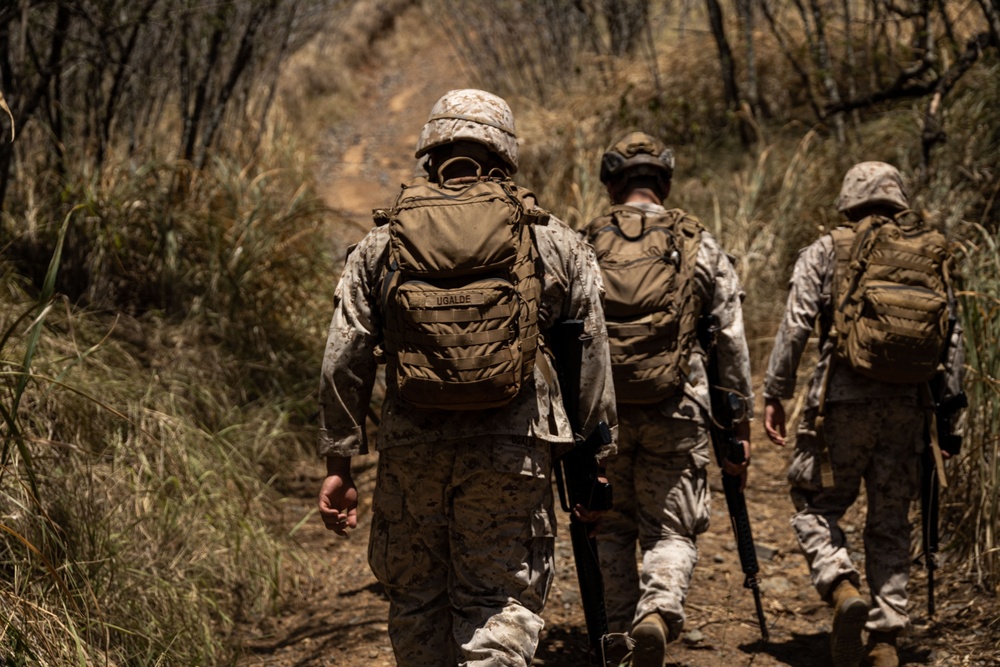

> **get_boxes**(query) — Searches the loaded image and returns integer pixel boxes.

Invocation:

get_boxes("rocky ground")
[235,5,1000,666]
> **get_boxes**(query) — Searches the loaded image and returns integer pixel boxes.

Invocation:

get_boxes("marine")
[582,131,755,667]
[763,161,966,667]
[315,89,618,666]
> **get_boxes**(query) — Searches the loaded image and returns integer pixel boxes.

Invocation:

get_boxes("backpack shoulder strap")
[672,210,704,324]
[668,208,703,238]
[829,224,856,302]
[512,184,550,226]
[832,216,889,312]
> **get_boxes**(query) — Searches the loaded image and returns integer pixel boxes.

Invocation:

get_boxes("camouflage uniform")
[596,201,754,634]
[764,162,964,635]
[318,90,617,667]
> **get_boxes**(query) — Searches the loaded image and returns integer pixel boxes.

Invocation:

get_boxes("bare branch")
[920,31,992,178]
[826,31,988,116]
[806,0,845,140]
[976,0,1000,45]
[760,0,822,118]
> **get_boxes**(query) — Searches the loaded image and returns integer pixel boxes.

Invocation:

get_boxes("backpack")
[583,205,703,403]
[377,174,546,410]
[830,211,952,384]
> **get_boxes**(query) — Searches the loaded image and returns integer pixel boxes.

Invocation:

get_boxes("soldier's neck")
[622,189,662,206]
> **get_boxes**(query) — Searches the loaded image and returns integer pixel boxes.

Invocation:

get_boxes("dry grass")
[0,2,424,658]
[1,1,998,663]
[950,222,1000,596]
[0,91,333,665]
[1,299,296,663]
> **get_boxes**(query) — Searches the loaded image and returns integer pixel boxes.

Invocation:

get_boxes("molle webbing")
[829,213,951,385]
[584,206,702,403]
[380,176,543,410]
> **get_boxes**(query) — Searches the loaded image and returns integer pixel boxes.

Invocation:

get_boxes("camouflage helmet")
[415,89,518,174]
[835,161,909,214]
[600,131,675,185]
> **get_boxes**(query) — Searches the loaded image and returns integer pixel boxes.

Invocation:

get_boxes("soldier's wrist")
[326,455,352,477]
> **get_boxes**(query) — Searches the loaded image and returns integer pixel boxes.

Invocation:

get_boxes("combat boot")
[630,613,670,667]
[829,579,869,666]
[864,631,899,667]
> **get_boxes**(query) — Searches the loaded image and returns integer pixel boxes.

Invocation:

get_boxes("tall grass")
[950,224,1000,597]
[0,114,333,663]
[911,61,1000,598]
[0,1,412,659]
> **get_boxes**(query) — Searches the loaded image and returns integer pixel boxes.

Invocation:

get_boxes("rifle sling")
[922,383,949,488]
[815,352,836,489]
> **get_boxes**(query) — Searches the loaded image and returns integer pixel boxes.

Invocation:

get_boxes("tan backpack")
[583,205,703,403]
[378,174,546,410]
[830,211,952,384]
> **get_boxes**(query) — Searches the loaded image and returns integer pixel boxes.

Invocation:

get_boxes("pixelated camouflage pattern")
[318,214,617,460]
[835,161,909,214]
[593,202,752,636]
[368,437,554,666]
[765,205,966,636]
[415,89,519,173]
[318,179,616,664]
[788,401,923,633]
[763,234,964,409]
[598,410,710,633]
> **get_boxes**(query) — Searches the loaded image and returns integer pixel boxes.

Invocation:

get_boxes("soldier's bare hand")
[573,503,606,522]
[319,473,359,537]
[573,504,605,537]
[723,439,751,491]
[764,398,787,446]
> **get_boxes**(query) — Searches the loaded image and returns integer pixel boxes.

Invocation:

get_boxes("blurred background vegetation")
[0,0,998,663]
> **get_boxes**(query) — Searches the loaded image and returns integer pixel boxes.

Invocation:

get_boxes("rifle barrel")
[698,314,769,643]
[550,319,613,666]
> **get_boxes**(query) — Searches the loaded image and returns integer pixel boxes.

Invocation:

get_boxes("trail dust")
[236,5,998,666]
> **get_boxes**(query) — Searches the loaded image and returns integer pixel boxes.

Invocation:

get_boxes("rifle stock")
[697,315,769,643]
[549,319,613,666]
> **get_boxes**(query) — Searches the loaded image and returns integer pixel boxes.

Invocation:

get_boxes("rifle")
[921,381,967,617]
[697,315,769,643]
[549,319,614,666]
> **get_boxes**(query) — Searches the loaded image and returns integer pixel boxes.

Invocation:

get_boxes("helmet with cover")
[599,131,675,187]
[835,161,909,215]
[415,89,518,174]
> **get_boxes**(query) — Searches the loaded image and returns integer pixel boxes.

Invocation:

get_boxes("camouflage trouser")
[368,437,555,667]
[788,399,923,633]
[597,406,711,634]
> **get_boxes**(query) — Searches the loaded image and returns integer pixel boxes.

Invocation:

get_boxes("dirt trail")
[237,5,996,667]
[313,8,471,246]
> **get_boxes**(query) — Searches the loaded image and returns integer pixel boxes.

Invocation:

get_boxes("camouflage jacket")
[318,212,618,459]
[763,232,965,408]
[613,202,755,422]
